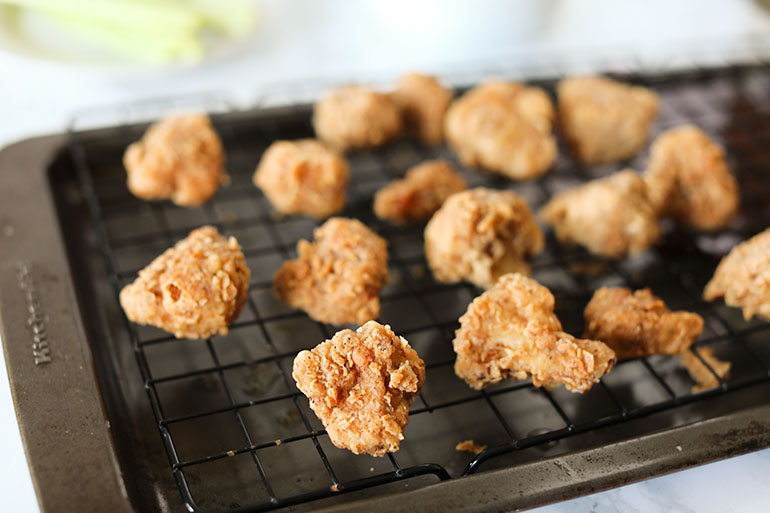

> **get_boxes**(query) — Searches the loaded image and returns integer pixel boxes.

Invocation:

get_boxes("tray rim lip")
[3,63,770,512]
[0,133,137,513]
[306,400,770,513]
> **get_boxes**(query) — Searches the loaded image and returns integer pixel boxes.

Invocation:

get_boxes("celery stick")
[0,0,206,35]
[187,0,257,37]
[33,3,201,43]
[36,6,204,63]
[0,0,259,63]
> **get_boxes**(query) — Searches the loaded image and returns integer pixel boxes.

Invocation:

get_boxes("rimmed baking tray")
[1,64,770,513]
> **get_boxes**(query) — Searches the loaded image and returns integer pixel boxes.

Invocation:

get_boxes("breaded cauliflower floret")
[584,287,704,359]
[274,218,388,325]
[391,73,453,145]
[453,273,616,393]
[119,226,250,339]
[374,160,467,225]
[644,125,740,231]
[558,76,659,165]
[293,321,425,456]
[254,139,349,218]
[444,81,557,180]
[313,85,402,151]
[425,188,543,289]
[123,114,228,207]
[540,170,660,258]
[703,228,770,321]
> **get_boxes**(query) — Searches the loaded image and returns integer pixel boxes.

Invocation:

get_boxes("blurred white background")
[2,0,770,146]
[1,1,770,512]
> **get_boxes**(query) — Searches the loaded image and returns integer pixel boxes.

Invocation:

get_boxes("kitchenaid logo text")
[17,262,52,365]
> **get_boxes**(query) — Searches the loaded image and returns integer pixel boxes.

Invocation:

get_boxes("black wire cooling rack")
[67,64,770,512]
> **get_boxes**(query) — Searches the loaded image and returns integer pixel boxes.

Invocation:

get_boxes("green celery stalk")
[186,0,257,37]
[0,0,206,35]
[0,0,258,63]
[36,5,204,63]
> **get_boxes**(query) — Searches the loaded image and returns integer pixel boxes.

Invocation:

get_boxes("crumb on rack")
[677,347,731,393]
[455,440,487,455]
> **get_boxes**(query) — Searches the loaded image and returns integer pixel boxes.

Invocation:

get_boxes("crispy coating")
[374,160,467,225]
[703,228,770,321]
[453,273,616,393]
[644,125,739,231]
[391,73,453,145]
[558,76,659,165]
[119,226,250,339]
[274,218,388,325]
[123,114,227,206]
[425,188,543,289]
[254,139,349,218]
[313,85,402,151]
[444,81,557,180]
[293,321,425,456]
[677,348,731,393]
[540,170,660,258]
[584,287,704,359]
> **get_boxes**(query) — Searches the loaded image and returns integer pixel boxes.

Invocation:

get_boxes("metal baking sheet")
[1,64,770,513]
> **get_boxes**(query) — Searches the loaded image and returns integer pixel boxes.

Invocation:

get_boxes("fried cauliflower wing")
[274,218,388,325]
[584,287,704,359]
[425,188,543,289]
[391,73,453,145]
[540,170,660,258]
[453,273,616,393]
[119,226,250,339]
[293,321,425,456]
[703,228,770,321]
[313,85,402,151]
[645,125,739,231]
[254,139,349,218]
[123,114,227,207]
[444,81,557,180]
[374,160,467,225]
[558,76,659,165]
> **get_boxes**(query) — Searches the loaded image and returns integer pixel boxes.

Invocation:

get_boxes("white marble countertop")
[1,1,770,511]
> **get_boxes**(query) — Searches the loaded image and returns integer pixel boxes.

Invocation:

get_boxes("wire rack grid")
[68,64,770,513]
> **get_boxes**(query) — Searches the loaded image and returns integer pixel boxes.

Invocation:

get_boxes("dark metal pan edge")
[307,400,770,513]
[0,135,135,513]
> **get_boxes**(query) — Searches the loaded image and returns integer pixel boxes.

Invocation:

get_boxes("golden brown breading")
[274,218,388,325]
[677,347,731,393]
[444,81,557,180]
[374,160,467,225]
[293,321,425,456]
[540,170,660,258]
[558,76,659,165]
[119,226,250,339]
[313,85,402,151]
[254,139,349,218]
[453,273,616,393]
[644,125,739,231]
[424,188,543,289]
[391,73,453,145]
[123,114,227,207]
[584,287,704,359]
[703,228,770,321]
